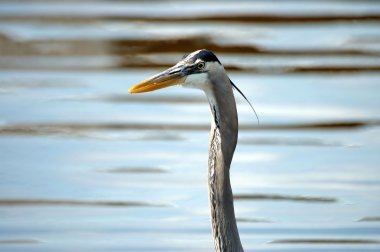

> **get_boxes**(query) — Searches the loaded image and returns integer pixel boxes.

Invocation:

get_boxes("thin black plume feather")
[230,79,260,125]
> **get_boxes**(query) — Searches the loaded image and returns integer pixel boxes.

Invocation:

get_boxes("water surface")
[0,0,380,251]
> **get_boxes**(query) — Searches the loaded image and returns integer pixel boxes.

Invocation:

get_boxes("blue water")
[0,1,380,251]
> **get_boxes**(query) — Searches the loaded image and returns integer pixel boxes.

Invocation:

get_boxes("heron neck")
[206,85,243,252]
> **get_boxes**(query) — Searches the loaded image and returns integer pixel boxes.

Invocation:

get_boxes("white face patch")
[183,72,208,90]
[204,61,224,72]
[182,61,225,91]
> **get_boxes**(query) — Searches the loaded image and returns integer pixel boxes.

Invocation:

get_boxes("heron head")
[128,49,224,93]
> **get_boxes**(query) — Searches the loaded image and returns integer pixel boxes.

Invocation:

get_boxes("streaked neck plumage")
[204,69,244,252]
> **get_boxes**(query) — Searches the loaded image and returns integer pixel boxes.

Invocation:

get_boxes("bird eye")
[197,62,205,70]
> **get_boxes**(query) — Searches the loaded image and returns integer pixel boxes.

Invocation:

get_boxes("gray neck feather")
[206,71,244,252]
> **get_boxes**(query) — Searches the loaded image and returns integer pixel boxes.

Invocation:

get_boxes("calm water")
[1,1,380,251]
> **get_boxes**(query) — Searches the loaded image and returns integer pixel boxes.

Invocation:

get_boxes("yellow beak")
[129,69,186,93]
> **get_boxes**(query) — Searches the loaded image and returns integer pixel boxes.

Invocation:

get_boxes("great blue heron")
[129,49,257,252]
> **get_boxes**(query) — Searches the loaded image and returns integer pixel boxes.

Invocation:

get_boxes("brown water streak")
[234,194,337,203]
[1,14,380,23]
[0,199,167,207]
[357,216,380,222]
[236,217,272,223]
[117,61,380,74]
[270,239,379,244]
[0,239,41,244]
[2,33,378,57]
[66,94,206,104]
[113,36,380,56]
[0,121,376,136]
[239,137,344,147]
[98,167,167,174]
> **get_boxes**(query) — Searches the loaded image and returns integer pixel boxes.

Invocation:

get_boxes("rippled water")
[1,1,380,251]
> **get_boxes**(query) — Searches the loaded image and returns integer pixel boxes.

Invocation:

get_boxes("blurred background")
[1,0,380,251]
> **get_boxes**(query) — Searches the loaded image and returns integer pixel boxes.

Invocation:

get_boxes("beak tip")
[128,87,137,93]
